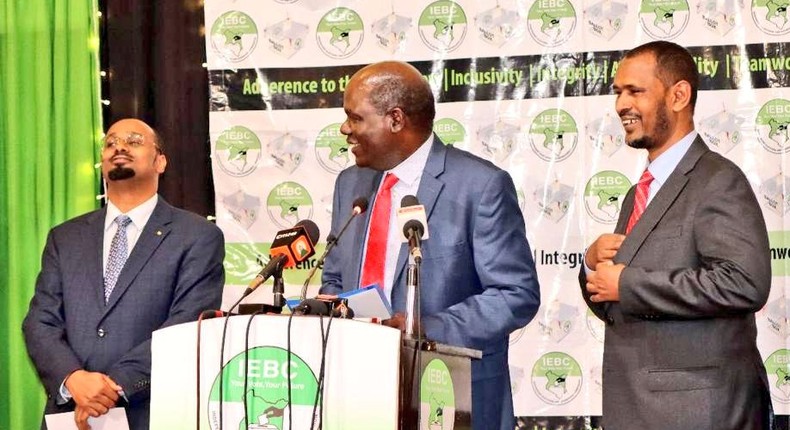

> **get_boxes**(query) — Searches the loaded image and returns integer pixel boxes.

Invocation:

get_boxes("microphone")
[245,219,320,297]
[199,310,235,320]
[293,298,355,318]
[298,197,368,300]
[397,195,429,263]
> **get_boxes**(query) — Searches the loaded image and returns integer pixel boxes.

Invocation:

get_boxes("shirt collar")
[386,134,433,187]
[646,131,697,187]
[104,194,159,231]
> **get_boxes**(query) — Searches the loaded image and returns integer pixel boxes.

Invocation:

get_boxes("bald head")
[349,61,436,134]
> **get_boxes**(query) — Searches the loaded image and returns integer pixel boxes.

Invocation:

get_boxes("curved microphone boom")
[299,197,368,301]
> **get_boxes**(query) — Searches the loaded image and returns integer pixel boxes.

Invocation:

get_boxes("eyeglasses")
[103,132,161,153]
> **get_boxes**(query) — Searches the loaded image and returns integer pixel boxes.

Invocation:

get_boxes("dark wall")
[100,0,213,216]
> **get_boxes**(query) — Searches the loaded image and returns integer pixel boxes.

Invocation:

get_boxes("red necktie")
[626,169,654,234]
[360,173,399,288]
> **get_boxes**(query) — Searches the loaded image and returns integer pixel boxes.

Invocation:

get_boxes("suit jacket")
[580,137,772,430]
[23,197,225,430]
[321,138,540,430]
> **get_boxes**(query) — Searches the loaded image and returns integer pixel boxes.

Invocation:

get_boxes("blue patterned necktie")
[104,215,132,303]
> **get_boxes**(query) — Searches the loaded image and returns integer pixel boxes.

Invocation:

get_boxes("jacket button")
[98,328,106,338]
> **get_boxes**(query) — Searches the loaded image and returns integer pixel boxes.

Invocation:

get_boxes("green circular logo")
[316,8,364,59]
[419,1,468,52]
[208,346,319,429]
[752,0,790,35]
[756,99,790,154]
[420,359,456,429]
[529,109,579,162]
[584,170,632,224]
[531,352,583,405]
[314,123,350,174]
[638,0,690,40]
[433,118,467,146]
[765,349,790,404]
[527,0,577,47]
[266,182,314,229]
[210,11,259,62]
[215,126,262,177]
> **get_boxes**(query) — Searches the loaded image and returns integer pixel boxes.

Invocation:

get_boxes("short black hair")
[624,41,699,108]
[365,70,436,133]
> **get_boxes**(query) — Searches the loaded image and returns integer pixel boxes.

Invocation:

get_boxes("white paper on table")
[338,284,393,319]
[45,407,129,430]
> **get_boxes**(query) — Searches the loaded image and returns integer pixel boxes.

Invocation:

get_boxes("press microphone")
[299,197,368,300]
[398,195,429,263]
[245,219,320,297]
[198,310,235,320]
[293,298,355,318]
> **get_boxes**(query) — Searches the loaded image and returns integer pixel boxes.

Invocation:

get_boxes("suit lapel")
[615,137,708,265]
[102,199,173,315]
[86,208,108,307]
[393,138,447,288]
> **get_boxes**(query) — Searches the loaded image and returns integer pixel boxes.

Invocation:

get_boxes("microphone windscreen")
[352,197,369,214]
[400,195,419,208]
[295,219,320,245]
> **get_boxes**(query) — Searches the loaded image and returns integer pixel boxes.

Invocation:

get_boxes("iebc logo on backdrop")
[638,0,690,40]
[266,182,314,229]
[764,349,790,404]
[529,109,579,162]
[315,123,350,174]
[419,1,468,52]
[756,99,790,154]
[531,352,583,405]
[584,171,632,224]
[210,11,259,63]
[752,0,790,35]
[316,7,364,59]
[526,0,577,47]
[214,126,262,177]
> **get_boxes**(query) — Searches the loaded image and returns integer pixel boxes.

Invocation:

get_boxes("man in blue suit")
[320,61,540,429]
[23,119,225,430]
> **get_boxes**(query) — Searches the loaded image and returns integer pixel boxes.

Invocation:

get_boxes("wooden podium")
[150,315,478,429]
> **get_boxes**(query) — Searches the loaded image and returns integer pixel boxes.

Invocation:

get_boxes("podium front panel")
[151,315,401,430]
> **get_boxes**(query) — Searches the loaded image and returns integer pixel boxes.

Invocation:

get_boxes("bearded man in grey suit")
[580,41,773,429]
[23,119,225,430]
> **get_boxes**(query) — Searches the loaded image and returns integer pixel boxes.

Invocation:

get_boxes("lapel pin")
[156,231,162,236]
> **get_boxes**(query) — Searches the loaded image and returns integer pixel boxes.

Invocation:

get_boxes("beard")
[626,102,671,150]
[107,166,136,181]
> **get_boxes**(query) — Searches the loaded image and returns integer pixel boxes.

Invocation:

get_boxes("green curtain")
[0,1,101,429]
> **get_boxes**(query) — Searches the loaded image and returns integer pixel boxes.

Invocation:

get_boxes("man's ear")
[155,153,167,174]
[670,80,692,112]
[388,107,405,133]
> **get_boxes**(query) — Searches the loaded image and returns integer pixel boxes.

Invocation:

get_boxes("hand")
[586,262,625,302]
[585,234,626,268]
[382,312,406,331]
[64,370,121,417]
[74,404,92,430]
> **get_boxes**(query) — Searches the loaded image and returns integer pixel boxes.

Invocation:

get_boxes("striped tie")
[626,170,654,234]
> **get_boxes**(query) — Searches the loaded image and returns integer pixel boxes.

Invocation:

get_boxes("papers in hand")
[337,284,392,319]
[45,407,129,430]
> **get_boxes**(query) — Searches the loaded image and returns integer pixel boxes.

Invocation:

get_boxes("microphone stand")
[299,205,360,300]
[405,229,422,339]
[272,269,285,312]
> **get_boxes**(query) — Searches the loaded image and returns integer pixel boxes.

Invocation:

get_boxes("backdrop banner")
[204,0,790,421]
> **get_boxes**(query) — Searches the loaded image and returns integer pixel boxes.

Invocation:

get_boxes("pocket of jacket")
[646,365,721,392]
